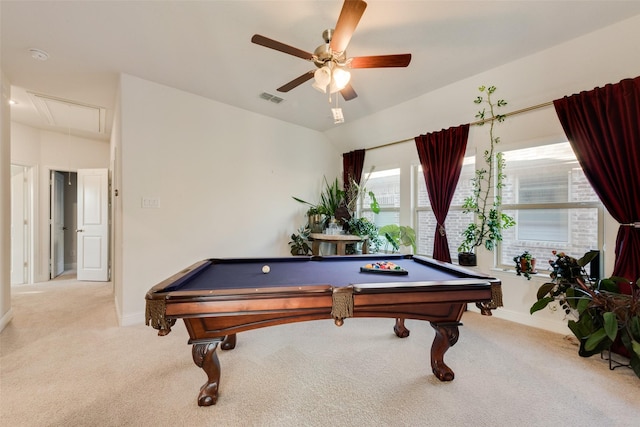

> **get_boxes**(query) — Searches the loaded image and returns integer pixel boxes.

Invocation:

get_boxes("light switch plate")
[142,197,160,208]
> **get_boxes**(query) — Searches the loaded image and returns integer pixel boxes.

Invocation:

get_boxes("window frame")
[497,141,604,273]
[359,167,401,229]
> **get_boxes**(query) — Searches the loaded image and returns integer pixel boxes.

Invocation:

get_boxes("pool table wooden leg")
[192,341,221,406]
[221,333,237,350]
[394,317,410,338]
[430,322,460,382]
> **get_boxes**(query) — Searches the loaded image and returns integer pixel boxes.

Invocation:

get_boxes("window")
[360,168,400,230]
[500,142,602,273]
[414,157,475,258]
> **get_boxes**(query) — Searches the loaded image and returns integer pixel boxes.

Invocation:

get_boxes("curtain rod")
[366,100,554,152]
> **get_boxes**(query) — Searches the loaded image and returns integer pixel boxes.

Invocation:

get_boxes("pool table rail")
[146,278,496,339]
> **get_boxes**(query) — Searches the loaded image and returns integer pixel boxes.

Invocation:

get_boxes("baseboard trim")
[0,307,14,333]
[115,296,144,327]
[467,304,571,335]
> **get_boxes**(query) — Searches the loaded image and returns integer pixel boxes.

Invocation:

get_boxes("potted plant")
[305,206,326,233]
[294,174,380,233]
[458,85,515,266]
[513,251,536,280]
[293,176,345,232]
[379,224,416,254]
[288,226,312,255]
[317,176,344,221]
[346,217,382,254]
[530,250,640,378]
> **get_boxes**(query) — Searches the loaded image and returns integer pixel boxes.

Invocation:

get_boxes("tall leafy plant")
[293,176,345,218]
[318,177,344,218]
[459,85,515,253]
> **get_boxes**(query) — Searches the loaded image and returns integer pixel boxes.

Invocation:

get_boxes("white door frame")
[50,171,65,279]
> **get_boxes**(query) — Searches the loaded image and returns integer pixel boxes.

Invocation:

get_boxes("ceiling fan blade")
[349,54,412,68]
[341,83,358,101]
[251,34,314,60]
[277,71,315,92]
[329,0,367,53]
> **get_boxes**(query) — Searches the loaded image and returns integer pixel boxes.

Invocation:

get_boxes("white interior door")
[77,168,109,281]
[50,171,65,279]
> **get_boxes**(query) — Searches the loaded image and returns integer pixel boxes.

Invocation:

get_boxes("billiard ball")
[262,265,270,274]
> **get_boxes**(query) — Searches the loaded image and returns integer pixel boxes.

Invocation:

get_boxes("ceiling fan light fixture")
[252,0,410,102]
[312,81,327,93]
[332,67,351,91]
[312,66,331,93]
[311,82,327,93]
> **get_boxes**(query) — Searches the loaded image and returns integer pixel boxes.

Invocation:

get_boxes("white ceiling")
[3,1,640,143]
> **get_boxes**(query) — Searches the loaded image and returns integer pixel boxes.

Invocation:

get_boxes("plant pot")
[308,214,326,233]
[458,252,477,266]
[520,258,537,274]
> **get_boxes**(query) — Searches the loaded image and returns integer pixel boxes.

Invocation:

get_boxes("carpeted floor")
[1,278,638,426]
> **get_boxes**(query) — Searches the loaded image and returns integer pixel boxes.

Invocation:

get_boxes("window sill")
[491,267,549,281]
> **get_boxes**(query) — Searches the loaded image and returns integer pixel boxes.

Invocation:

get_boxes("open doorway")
[50,170,77,280]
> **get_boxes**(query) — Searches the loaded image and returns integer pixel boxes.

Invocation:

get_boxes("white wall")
[329,15,640,335]
[116,74,341,325]
[0,70,13,332]
[10,123,110,282]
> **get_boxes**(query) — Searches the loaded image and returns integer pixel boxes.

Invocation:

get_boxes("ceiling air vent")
[259,92,284,104]
[28,91,107,133]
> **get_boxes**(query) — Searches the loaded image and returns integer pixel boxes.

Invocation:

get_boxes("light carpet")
[1,278,638,426]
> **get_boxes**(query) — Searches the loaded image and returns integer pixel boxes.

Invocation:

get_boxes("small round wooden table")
[308,233,369,256]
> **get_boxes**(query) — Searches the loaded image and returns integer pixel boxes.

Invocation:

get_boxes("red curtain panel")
[415,124,470,263]
[554,76,640,291]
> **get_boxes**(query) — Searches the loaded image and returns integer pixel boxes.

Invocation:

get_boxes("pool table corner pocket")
[145,298,175,336]
[331,286,354,326]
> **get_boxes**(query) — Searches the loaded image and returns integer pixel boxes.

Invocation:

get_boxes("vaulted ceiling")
[3,1,640,142]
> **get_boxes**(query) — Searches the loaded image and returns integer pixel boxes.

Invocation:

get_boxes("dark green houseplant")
[458,85,515,265]
[514,251,536,280]
[346,216,382,253]
[530,250,640,377]
[288,226,311,255]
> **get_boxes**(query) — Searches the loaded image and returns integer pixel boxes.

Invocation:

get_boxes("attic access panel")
[28,91,106,134]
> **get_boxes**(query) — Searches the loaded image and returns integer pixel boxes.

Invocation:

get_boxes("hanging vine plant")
[458,86,515,264]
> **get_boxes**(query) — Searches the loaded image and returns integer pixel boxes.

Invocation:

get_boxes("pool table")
[145,254,501,406]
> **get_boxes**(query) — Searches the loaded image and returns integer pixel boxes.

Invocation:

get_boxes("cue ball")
[262,265,270,274]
